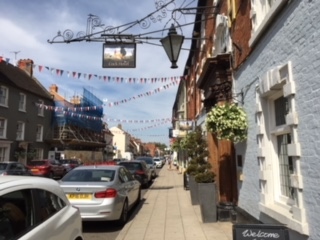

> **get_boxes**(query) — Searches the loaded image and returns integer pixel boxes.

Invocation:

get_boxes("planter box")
[198,182,217,223]
[188,175,199,205]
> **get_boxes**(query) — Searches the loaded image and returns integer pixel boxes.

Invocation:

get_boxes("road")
[82,167,162,240]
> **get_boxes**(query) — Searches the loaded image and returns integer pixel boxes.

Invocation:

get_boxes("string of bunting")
[36,103,172,123]
[0,57,185,84]
[35,79,179,110]
[127,121,171,132]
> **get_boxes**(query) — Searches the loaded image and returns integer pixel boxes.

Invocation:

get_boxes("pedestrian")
[167,158,172,170]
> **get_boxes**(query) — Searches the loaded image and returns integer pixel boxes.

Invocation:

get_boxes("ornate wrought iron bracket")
[48,0,177,44]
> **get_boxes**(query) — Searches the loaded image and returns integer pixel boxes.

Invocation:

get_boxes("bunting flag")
[35,103,173,124]
[1,57,185,84]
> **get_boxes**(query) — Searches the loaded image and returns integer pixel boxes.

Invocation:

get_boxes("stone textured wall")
[234,1,320,239]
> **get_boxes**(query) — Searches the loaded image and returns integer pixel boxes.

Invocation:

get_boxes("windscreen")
[62,169,115,182]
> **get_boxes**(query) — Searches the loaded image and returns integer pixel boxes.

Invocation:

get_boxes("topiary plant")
[184,126,215,183]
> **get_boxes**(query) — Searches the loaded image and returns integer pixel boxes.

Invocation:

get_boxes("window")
[0,147,6,161]
[36,125,43,141]
[250,0,287,46]
[0,118,7,138]
[34,148,43,160]
[37,100,44,116]
[0,86,8,106]
[37,189,66,222]
[277,134,294,199]
[0,189,33,239]
[257,61,308,234]
[19,93,26,111]
[16,121,25,140]
[274,96,288,126]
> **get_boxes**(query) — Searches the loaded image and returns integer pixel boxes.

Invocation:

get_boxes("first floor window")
[16,122,25,140]
[36,125,43,141]
[0,118,7,138]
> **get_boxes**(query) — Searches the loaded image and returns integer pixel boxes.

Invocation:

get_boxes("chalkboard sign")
[233,224,289,240]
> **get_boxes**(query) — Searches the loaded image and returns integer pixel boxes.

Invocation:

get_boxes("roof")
[0,175,58,187]
[0,61,52,100]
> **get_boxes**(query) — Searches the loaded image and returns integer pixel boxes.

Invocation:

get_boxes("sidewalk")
[116,166,233,240]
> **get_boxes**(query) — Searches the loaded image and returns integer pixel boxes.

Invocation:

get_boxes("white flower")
[205,104,248,142]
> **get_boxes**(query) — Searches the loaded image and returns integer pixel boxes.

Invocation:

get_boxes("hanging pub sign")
[233,224,289,240]
[102,42,136,68]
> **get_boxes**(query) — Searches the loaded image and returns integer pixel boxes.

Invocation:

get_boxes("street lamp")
[160,24,185,69]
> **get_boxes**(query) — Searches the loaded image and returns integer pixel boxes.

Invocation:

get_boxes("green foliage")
[184,127,215,183]
[206,103,248,142]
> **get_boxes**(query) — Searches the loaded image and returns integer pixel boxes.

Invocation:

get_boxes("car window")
[29,161,46,166]
[0,189,33,239]
[119,162,142,171]
[36,189,66,222]
[0,163,7,170]
[8,163,17,170]
[16,163,25,171]
[118,167,129,183]
[62,169,115,182]
[123,167,135,181]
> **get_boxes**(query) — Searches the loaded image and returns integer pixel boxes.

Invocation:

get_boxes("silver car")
[0,176,83,240]
[59,165,141,225]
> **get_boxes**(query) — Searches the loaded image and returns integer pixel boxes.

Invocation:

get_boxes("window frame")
[19,93,26,112]
[36,125,43,142]
[249,0,288,47]
[16,121,25,141]
[0,118,7,139]
[37,100,44,116]
[0,85,8,107]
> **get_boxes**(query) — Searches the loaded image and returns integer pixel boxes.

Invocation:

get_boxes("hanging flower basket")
[206,103,248,142]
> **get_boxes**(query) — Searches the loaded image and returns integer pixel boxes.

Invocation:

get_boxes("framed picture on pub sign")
[102,42,136,68]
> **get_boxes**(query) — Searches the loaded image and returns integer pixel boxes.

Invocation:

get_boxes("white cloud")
[0,0,197,145]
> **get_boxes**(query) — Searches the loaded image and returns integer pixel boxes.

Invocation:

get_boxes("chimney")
[50,84,58,93]
[18,59,33,77]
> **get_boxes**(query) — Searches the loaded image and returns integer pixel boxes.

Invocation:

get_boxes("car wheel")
[118,200,128,226]
[152,171,157,179]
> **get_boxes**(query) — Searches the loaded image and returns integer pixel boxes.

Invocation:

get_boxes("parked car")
[27,159,66,179]
[135,156,157,179]
[113,158,127,165]
[59,165,141,225]
[0,162,31,176]
[59,159,80,172]
[119,160,152,188]
[153,158,163,168]
[0,176,83,240]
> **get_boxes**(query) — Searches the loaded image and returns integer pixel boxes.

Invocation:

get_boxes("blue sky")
[0,0,196,146]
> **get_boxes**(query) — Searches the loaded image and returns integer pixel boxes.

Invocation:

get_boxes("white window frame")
[0,147,7,162]
[0,85,9,107]
[36,125,43,142]
[38,99,44,116]
[19,93,26,111]
[212,14,232,57]
[249,0,288,47]
[257,61,309,235]
[0,118,7,139]
[35,148,43,159]
[16,121,25,141]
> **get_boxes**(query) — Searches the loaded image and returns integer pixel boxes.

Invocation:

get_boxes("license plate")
[31,169,39,172]
[67,193,92,200]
